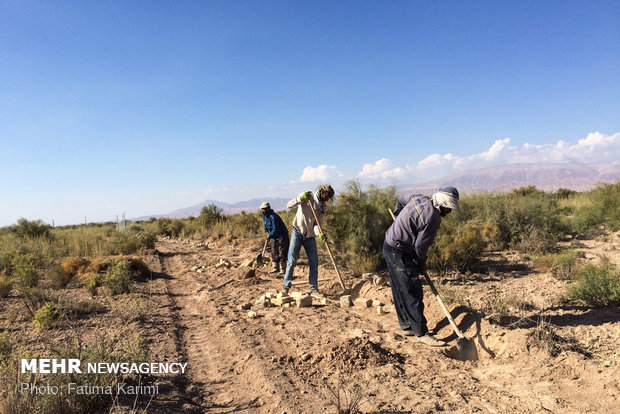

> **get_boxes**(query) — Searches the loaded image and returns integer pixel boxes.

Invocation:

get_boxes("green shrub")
[232,211,262,236]
[199,204,224,229]
[109,230,155,255]
[102,260,133,295]
[535,250,580,280]
[428,220,486,274]
[568,263,620,307]
[85,274,100,296]
[155,217,185,237]
[10,218,52,239]
[11,250,39,287]
[463,188,568,254]
[327,180,397,271]
[571,182,620,233]
[0,279,12,298]
[34,302,62,329]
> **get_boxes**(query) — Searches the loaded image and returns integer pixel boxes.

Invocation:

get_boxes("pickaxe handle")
[308,200,347,292]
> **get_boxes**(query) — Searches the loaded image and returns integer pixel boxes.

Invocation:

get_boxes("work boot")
[269,263,279,274]
[281,287,290,296]
[309,288,324,299]
[417,333,447,347]
[402,329,416,337]
[279,261,287,275]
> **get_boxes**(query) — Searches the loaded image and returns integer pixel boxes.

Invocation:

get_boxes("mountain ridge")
[134,162,620,221]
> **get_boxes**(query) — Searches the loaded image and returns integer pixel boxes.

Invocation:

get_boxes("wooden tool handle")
[307,200,346,292]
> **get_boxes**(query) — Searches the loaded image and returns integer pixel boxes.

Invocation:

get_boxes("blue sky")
[1,0,618,226]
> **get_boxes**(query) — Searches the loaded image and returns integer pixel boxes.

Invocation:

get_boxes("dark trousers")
[270,235,289,265]
[383,241,428,337]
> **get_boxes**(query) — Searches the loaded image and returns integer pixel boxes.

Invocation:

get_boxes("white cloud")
[358,158,406,179]
[357,132,620,183]
[299,164,342,182]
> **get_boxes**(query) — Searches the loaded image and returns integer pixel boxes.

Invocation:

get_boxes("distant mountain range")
[404,161,620,195]
[134,162,620,221]
[133,198,290,221]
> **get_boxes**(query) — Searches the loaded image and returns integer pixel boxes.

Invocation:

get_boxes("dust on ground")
[2,233,618,413]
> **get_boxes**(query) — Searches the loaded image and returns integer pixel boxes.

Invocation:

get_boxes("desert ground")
[3,233,619,413]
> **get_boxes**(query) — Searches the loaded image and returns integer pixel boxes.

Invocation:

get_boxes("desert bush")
[33,302,63,329]
[428,220,486,274]
[199,204,224,229]
[11,250,40,288]
[571,182,620,233]
[10,218,52,239]
[154,217,185,237]
[325,378,369,414]
[534,250,581,280]
[0,279,12,298]
[526,320,589,357]
[484,294,511,326]
[101,260,134,295]
[108,230,156,255]
[568,263,620,307]
[232,211,262,235]
[327,181,397,272]
[48,265,73,288]
[85,274,100,296]
[61,256,89,277]
[465,188,568,253]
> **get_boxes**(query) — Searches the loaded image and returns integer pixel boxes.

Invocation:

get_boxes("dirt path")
[141,237,619,413]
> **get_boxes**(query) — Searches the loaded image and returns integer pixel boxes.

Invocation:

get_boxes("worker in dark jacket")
[261,202,289,274]
[383,186,461,347]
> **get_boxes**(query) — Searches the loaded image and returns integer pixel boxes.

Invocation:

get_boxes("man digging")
[383,186,461,347]
[261,201,289,275]
[281,184,335,297]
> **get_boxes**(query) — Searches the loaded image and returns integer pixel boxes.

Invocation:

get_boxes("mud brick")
[372,300,382,307]
[296,294,312,308]
[354,298,372,308]
[290,291,303,299]
[376,306,385,315]
[340,295,352,307]
[272,296,295,306]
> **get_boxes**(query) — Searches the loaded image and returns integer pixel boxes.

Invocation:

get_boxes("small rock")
[372,300,382,307]
[247,311,257,318]
[296,294,312,308]
[340,295,352,307]
[604,360,612,367]
[354,298,372,308]
[377,306,384,315]
[237,302,253,310]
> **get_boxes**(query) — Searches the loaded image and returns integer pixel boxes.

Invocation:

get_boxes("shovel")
[388,208,478,361]
[255,237,269,265]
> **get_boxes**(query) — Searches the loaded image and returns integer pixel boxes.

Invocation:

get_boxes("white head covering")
[431,186,460,211]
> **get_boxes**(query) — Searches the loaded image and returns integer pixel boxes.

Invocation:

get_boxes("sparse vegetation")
[534,250,581,280]
[568,263,620,307]
[526,320,590,357]
[325,378,369,414]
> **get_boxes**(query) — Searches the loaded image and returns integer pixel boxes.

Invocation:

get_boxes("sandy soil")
[2,233,618,413]
[134,233,619,413]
